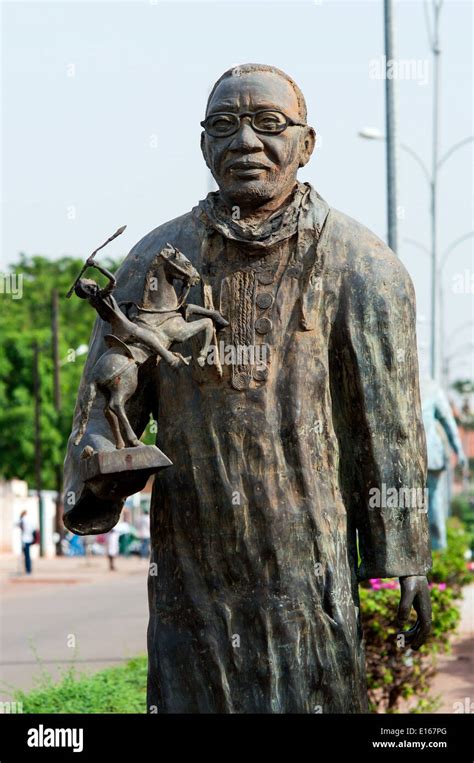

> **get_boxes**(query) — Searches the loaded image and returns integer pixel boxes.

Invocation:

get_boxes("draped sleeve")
[329,218,431,579]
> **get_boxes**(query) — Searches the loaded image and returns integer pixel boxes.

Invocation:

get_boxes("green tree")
[0,254,117,488]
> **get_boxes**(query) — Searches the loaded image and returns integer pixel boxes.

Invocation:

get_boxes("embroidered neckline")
[195,182,311,249]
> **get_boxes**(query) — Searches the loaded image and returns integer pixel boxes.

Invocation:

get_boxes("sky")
[1,0,473,384]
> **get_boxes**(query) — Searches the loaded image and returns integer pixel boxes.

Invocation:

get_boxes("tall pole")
[430,1,442,379]
[33,341,45,558]
[384,0,399,254]
[52,289,61,410]
[51,289,63,556]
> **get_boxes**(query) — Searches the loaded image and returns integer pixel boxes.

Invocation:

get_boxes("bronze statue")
[64,63,432,713]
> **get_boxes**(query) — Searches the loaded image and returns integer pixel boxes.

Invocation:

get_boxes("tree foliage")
[0,254,117,488]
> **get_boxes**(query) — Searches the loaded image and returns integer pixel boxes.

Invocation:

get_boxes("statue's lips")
[227,161,269,177]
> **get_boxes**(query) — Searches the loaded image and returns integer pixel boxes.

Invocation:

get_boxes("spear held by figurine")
[66,225,127,299]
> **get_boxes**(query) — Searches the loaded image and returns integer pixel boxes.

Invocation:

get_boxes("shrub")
[361,584,460,713]
[430,517,474,591]
[11,655,147,714]
[450,494,474,554]
[361,517,471,713]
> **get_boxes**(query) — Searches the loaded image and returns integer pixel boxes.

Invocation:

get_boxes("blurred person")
[136,509,151,559]
[421,377,467,550]
[104,527,119,571]
[17,510,35,575]
[116,516,133,557]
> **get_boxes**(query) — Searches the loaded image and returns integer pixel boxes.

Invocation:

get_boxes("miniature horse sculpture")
[73,243,227,449]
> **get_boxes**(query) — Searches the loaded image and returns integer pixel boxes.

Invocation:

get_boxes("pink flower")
[369,578,382,591]
[438,583,447,591]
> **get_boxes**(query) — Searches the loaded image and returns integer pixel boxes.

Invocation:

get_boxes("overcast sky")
[2,0,473,382]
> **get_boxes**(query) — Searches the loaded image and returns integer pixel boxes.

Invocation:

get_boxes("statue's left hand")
[397,575,432,650]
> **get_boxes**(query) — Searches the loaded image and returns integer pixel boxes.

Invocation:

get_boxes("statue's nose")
[230,120,264,151]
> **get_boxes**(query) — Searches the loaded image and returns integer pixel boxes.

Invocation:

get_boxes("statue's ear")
[298,126,316,168]
[200,132,211,169]
[157,244,173,261]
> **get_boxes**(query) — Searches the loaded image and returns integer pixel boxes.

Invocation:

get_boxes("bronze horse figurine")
[73,243,227,450]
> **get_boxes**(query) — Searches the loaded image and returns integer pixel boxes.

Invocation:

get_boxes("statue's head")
[158,243,201,287]
[201,64,315,210]
[75,279,99,299]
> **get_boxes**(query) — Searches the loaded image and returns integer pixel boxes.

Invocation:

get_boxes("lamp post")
[32,341,45,557]
[442,343,474,389]
[359,128,473,380]
[51,289,63,556]
[383,0,399,254]
[405,233,474,387]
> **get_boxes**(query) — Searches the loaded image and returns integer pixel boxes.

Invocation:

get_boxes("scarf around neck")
[195,181,313,250]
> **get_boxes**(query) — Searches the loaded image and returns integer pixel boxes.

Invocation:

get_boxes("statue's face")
[201,71,315,209]
[75,279,98,299]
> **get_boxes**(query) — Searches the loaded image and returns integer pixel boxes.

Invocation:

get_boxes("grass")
[11,655,148,714]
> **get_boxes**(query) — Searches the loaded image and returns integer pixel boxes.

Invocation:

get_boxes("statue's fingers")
[411,591,432,649]
[414,587,432,624]
[410,621,431,651]
[396,622,418,646]
[397,589,414,626]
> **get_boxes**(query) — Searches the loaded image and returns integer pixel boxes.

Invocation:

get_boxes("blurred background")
[0,0,472,714]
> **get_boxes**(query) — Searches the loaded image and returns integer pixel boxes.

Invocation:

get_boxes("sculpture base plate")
[80,445,172,500]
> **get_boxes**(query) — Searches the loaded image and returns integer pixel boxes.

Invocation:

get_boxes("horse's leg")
[109,394,142,447]
[129,325,176,364]
[185,304,228,328]
[169,318,215,367]
[108,366,142,447]
[104,404,125,449]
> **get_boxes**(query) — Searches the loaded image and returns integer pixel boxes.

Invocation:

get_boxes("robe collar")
[194,181,312,250]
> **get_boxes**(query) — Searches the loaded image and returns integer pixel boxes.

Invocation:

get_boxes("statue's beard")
[212,165,299,210]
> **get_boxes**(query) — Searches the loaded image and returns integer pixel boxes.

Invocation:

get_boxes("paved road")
[0,557,149,701]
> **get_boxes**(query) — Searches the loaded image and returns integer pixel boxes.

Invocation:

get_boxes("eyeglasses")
[200,110,306,138]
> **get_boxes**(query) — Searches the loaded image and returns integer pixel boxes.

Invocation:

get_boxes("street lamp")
[405,234,474,387]
[443,342,474,386]
[359,128,473,380]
